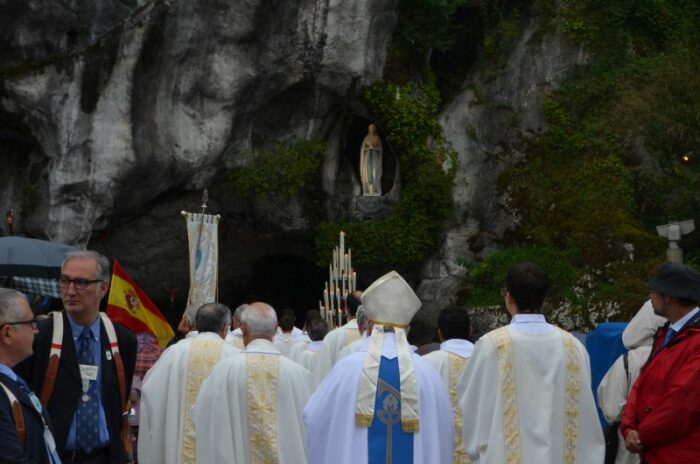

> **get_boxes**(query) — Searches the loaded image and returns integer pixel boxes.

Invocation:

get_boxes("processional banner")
[183,212,220,317]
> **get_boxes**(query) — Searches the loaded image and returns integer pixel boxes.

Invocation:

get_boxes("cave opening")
[224,253,327,328]
[430,6,484,104]
[344,115,397,195]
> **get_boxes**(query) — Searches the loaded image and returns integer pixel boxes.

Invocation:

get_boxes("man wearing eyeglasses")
[0,288,61,463]
[16,250,137,464]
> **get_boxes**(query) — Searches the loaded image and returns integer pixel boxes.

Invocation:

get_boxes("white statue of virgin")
[360,124,383,196]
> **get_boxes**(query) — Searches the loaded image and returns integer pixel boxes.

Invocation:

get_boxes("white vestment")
[192,338,312,464]
[597,346,651,464]
[286,339,310,363]
[338,335,367,361]
[422,339,475,463]
[225,327,245,349]
[294,340,322,373]
[457,315,605,464]
[139,332,240,464]
[304,332,455,464]
[273,327,306,356]
[314,319,362,384]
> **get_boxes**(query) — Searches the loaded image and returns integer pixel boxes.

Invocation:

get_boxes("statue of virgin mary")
[360,124,383,196]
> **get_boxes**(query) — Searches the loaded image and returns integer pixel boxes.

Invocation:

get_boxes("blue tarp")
[585,322,628,427]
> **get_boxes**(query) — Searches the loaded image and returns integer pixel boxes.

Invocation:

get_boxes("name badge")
[79,364,99,382]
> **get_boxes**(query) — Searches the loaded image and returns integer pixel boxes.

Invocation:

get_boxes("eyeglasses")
[1,319,39,330]
[500,287,508,297]
[58,276,102,290]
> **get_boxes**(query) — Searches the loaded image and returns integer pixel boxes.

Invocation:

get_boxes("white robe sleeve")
[597,354,629,423]
[457,335,500,462]
[313,328,344,385]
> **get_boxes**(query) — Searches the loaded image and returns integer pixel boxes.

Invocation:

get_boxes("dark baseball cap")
[647,263,700,302]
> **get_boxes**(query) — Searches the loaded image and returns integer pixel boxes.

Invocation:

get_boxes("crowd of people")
[0,249,698,463]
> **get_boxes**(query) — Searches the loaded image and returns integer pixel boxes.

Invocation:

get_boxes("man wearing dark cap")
[621,262,700,463]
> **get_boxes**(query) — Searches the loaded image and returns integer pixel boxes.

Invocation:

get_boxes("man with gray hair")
[193,302,313,463]
[225,303,249,349]
[336,305,369,362]
[0,288,60,463]
[16,250,137,464]
[138,302,240,464]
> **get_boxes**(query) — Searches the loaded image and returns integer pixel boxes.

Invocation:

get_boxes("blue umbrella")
[0,237,77,297]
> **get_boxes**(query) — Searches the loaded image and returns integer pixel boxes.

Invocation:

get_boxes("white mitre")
[355,271,422,433]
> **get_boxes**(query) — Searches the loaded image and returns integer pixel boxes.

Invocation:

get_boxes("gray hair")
[0,289,27,325]
[63,250,111,283]
[195,302,232,333]
[241,302,278,337]
[356,305,368,332]
[233,304,249,324]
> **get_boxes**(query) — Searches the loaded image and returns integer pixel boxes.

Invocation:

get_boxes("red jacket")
[621,311,700,463]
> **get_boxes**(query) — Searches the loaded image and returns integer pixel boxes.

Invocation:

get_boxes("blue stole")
[368,356,414,463]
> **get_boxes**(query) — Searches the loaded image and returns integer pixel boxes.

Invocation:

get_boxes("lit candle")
[324,287,329,314]
[352,272,356,291]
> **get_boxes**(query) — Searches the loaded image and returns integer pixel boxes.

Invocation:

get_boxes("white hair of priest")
[242,302,278,337]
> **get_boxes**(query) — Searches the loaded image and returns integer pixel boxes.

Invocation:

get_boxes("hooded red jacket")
[621,310,700,463]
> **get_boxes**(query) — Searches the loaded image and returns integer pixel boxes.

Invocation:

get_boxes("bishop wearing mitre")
[192,302,313,463]
[304,271,454,463]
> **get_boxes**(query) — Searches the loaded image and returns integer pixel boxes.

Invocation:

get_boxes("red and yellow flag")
[107,259,174,348]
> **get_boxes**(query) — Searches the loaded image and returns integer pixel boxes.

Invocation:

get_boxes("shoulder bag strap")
[40,311,63,406]
[100,313,132,456]
[0,379,26,447]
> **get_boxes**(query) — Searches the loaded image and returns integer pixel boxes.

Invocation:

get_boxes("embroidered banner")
[183,213,220,318]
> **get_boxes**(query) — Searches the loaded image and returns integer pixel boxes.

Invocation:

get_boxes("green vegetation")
[315,73,456,267]
[468,0,700,320]
[228,140,326,198]
[468,246,580,307]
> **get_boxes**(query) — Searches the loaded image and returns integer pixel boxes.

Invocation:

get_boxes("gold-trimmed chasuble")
[447,352,470,464]
[182,339,224,463]
[246,354,280,464]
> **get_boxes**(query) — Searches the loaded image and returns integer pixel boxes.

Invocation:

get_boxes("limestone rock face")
[2,3,588,323]
[1,0,399,245]
[416,16,587,321]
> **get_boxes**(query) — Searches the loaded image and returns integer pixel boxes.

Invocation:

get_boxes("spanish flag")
[106,259,174,348]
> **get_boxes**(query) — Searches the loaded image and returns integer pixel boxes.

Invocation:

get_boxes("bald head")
[241,302,278,345]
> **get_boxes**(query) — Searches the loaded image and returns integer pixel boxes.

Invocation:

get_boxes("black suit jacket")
[15,311,137,463]
[0,372,52,464]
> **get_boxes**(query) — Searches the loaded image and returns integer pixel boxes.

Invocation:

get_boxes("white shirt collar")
[193,331,224,342]
[343,319,358,329]
[511,314,547,324]
[244,338,281,354]
[440,338,475,358]
[670,307,700,332]
[185,330,199,339]
[307,340,323,352]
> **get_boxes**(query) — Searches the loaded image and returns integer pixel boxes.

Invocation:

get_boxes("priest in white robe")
[192,302,313,464]
[314,290,363,384]
[457,262,604,464]
[337,305,369,361]
[273,308,307,356]
[225,303,249,350]
[139,302,240,464]
[422,306,474,463]
[292,317,328,374]
[304,271,454,464]
[286,309,322,362]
